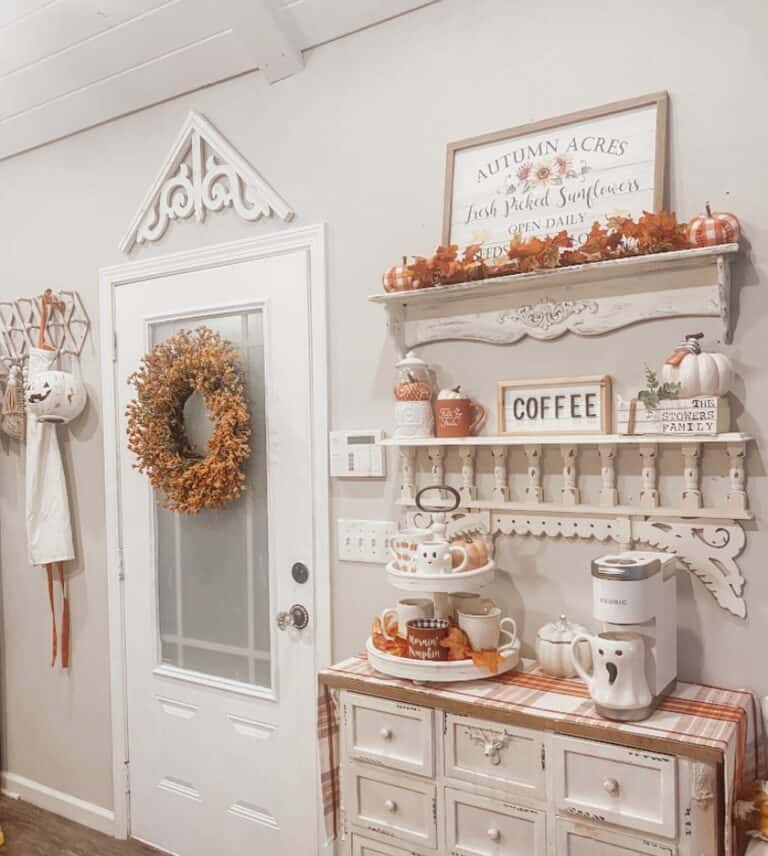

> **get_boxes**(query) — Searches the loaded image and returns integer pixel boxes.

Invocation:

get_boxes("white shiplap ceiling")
[1,0,437,161]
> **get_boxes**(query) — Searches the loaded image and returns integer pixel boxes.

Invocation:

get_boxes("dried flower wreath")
[126,327,251,514]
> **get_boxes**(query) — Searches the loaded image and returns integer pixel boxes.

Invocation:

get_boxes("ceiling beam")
[232,0,304,84]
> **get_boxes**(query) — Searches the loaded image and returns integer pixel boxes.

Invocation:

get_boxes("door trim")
[99,225,330,841]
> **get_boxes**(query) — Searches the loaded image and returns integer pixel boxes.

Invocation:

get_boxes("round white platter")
[366,631,520,683]
[385,560,496,593]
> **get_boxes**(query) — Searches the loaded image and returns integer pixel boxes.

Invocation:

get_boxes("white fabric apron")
[25,347,74,667]
[25,347,74,566]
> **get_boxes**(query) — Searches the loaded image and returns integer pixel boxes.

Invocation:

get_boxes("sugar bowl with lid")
[535,614,592,678]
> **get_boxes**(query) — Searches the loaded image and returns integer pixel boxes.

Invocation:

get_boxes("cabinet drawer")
[344,763,437,849]
[343,691,435,777]
[552,735,677,838]
[351,833,427,856]
[445,787,546,855]
[444,713,547,800]
[556,818,676,855]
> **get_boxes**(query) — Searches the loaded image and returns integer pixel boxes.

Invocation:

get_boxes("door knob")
[276,604,310,631]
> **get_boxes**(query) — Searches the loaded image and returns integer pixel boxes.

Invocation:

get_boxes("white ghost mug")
[415,540,468,575]
[570,631,653,720]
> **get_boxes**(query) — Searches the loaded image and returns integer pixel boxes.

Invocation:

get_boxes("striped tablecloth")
[318,655,765,854]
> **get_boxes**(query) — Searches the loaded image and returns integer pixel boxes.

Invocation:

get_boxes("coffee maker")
[591,550,678,714]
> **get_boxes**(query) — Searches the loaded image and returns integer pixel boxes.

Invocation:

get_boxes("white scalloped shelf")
[380,432,750,447]
[397,497,752,521]
[372,243,739,347]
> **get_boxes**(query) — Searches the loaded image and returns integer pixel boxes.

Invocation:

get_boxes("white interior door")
[111,242,325,856]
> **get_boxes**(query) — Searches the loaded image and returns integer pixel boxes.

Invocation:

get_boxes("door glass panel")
[154,310,271,688]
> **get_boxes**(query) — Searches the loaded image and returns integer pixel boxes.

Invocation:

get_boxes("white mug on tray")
[458,607,517,651]
[390,528,432,573]
[415,540,468,575]
[380,598,434,639]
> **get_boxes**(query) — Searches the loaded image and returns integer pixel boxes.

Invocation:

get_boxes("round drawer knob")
[380,728,393,740]
[487,827,501,842]
[603,777,620,795]
[384,799,397,813]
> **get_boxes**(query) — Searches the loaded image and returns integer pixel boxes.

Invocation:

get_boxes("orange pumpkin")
[382,256,432,293]
[687,203,741,247]
[451,538,490,571]
[394,372,432,402]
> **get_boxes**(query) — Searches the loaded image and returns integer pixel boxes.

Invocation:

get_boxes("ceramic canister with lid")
[535,614,592,678]
[394,351,434,439]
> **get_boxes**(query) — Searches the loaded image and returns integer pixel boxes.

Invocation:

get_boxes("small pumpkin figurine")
[660,333,733,397]
[687,202,741,247]
[382,256,433,293]
[535,614,591,678]
[450,537,490,571]
[382,257,415,293]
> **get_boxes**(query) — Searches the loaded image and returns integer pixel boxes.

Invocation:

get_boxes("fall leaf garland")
[383,210,692,292]
[126,327,251,514]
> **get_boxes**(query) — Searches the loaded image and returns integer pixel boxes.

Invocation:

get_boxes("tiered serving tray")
[366,632,520,683]
[371,559,521,682]
[385,559,496,592]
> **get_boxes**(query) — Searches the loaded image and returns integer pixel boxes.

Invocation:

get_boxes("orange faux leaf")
[461,243,482,263]
[439,626,472,661]
[470,649,504,674]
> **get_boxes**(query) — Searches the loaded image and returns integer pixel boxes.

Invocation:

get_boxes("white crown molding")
[120,111,294,254]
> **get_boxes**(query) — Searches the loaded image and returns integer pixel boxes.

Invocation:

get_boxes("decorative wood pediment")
[120,112,294,253]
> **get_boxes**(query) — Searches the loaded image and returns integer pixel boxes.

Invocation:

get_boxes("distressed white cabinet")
[337,689,720,856]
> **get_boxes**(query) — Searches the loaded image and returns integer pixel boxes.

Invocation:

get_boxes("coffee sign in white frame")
[498,376,612,436]
[443,92,668,261]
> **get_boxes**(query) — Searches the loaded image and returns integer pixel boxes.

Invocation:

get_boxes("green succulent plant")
[637,366,681,411]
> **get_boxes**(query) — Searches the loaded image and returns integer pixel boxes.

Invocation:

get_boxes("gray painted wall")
[0,0,765,814]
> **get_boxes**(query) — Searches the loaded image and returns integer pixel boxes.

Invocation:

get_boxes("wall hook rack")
[0,290,90,368]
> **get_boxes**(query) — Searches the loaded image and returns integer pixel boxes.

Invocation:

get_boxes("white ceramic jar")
[535,614,591,678]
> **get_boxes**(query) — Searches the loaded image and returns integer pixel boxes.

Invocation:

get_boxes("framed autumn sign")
[443,92,668,261]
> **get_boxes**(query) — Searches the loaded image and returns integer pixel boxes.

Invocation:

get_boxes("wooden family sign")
[498,376,612,436]
[616,396,730,436]
[443,92,668,261]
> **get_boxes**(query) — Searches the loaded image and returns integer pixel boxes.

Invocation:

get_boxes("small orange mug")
[434,398,486,438]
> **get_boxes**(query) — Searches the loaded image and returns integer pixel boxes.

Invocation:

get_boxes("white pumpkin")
[660,334,733,397]
[535,614,591,678]
[26,369,87,424]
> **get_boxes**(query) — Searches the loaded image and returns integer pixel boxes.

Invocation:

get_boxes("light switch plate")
[337,519,398,564]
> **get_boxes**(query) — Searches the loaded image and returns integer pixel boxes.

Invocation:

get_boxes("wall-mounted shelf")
[381,432,750,448]
[371,243,738,349]
[388,431,751,618]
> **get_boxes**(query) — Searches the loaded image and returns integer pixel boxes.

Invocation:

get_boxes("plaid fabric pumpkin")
[382,257,430,292]
[688,203,741,247]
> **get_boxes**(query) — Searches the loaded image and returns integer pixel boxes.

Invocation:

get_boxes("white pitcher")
[570,631,653,721]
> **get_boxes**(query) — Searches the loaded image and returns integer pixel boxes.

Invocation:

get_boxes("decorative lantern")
[394,351,434,439]
[26,366,87,424]
[660,333,733,398]
[687,203,741,247]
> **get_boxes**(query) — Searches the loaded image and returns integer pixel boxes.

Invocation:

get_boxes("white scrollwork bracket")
[120,112,294,253]
[491,512,747,618]
[633,520,747,618]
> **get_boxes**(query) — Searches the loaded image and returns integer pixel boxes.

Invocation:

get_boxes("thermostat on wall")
[330,430,386,478]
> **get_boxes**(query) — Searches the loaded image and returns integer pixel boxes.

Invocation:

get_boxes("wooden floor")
[0,797,161,855]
